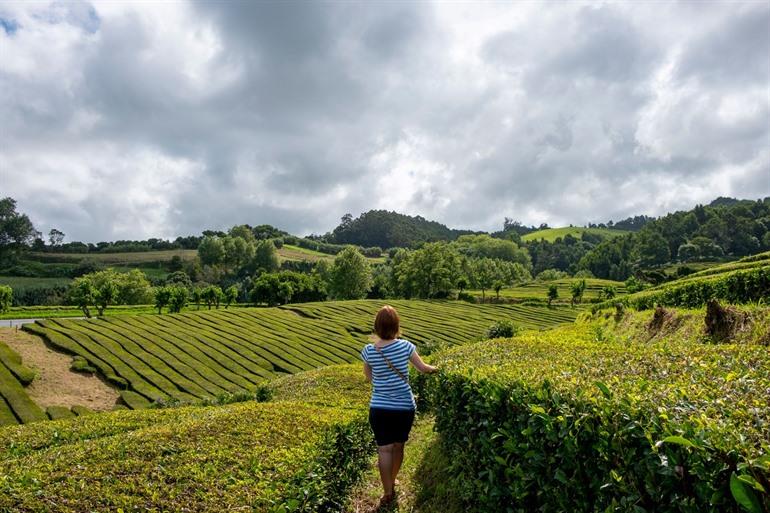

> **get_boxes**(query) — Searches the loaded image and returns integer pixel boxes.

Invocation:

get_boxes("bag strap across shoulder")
[374,343,409,384]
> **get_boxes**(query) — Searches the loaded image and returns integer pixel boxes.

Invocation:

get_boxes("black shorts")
[369,407,415,446]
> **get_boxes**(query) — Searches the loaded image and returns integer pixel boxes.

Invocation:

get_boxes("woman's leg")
[377,443,396,497]
[391,442,405,484]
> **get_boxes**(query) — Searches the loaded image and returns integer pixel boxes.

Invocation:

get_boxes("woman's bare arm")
[363,362,373,382]
[410,351,437,374]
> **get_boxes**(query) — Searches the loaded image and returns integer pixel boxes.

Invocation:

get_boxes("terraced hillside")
[19,301,575,415]
[468,278,626,303]
[0,341,46,426]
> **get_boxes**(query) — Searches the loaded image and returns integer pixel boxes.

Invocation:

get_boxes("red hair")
[374,305,400,340]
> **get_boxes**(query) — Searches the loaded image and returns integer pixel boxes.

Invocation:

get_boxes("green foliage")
[0,197,38,266]
[536,268,569,281]
[0,342,35,385]
[547,283,558,305]
[70,355,96,374]
[485,320,519,339]
[0,400,372,512]
[197,236,226,266]
[0,285,11,312]
[600,265,770,311]
[417,323,770,512]
[329,246,372,299]
[451,234,531,268]
[68,269,152,316]
[153,286,171,314]
[224,285,238,308]
[570,278,586,306]
[252,239,281,273]
[167,286,188,313]
[395,243,460,298]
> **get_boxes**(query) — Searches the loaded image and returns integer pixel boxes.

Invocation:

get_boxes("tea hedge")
[416,323,770,512]
[17,300,573,415]
[595,265,770,311]
[0,343,45,426]
[0,365,373,512]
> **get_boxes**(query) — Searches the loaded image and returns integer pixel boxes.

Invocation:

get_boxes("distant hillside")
[328,210,479,249]
[522,227,629,243]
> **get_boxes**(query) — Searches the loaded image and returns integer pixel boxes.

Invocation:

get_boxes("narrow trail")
[346,416,461,513]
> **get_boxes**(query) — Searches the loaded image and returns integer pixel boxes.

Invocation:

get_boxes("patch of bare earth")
[0,327,119,411]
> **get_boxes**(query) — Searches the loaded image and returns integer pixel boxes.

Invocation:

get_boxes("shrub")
[485,319,519,339]
[417,324,770,512]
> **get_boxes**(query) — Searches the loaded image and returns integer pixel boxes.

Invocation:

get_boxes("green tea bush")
[596,266,770,311]
[416,324,770,512]
[485,319,519,339]
[0,365,374,512]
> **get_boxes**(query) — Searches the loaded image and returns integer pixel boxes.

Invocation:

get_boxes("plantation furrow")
[94,319,228,398]
[107,317,258,392]
[42,322,170,403]
[52,320,206,400]
[0,393,17,426]
[0,361,46,424]
[163,315,306,374]
[227,313,354,365]
[189,315,329,370]
[152,316,275,378]
[23,323,125,387]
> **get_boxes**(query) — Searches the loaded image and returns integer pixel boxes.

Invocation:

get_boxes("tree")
[197,236,225,266]
[277,281,294,305]
[224,285,238,308]
[570,279,586,307]
[329,246,372,300]
[250,273,281,306]
[600,285,616,300]
[547,284,558,306]
[0,285,12,313]
[166,271,192,289]
[154,287,172,314]
[48,228,65,247]
[191,287,203,310]
[115,269,153,304]
[69,279,95,317]
[493,280,504,300]
[229,224,256,244]
[252,240,280,273]
[0,197,38,265]
[394,243,461,299]
[168,287,188,313]
[471,258,498,300]
[635,228,671,267]
[202,285,223,309]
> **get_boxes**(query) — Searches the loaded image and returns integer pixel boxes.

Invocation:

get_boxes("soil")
[0,327,120,411]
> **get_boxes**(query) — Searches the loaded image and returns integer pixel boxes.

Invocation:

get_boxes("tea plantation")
[3,301,574,421]
[416,309,770,513]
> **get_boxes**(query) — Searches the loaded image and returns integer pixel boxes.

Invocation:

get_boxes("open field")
[28,249,198,264]
[0,276,72,290]
[521,226,630,242]
[10,301,575,421]
[467,277,627,304]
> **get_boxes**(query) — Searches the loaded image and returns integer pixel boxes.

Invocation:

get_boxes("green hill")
[521,227,629,242]
[14,300,575,420]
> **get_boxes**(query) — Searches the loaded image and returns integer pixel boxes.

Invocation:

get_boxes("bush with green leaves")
[596,265,770,311]
[416,323,770,512]
[0,285,11,313]
[485,319,519,339]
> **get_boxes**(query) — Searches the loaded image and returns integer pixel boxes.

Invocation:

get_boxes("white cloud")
[1,0,767,241]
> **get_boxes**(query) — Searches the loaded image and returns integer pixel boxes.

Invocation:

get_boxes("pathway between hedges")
[346,416,462,513]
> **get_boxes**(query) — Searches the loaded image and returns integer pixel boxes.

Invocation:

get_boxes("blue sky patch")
[0,17,19,35]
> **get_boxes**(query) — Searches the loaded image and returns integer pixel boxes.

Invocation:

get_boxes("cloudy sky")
[1,0,768,242]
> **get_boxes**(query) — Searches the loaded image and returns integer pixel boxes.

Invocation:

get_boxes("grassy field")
[467,277,626,304]
[521,226,629,242]
[0,276,72,290]
[13,301,575,420]
[28,249,198,264]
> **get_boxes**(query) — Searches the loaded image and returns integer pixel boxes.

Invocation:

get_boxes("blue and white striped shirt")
[361,339,416,411]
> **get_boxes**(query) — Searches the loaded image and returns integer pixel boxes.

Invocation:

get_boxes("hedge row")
[416,324,770,512]
[17,300,572,415]
[0,341,35,385]
[0,365,373,512]
[595,265,770,311]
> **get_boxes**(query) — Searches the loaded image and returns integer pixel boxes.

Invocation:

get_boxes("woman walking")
[361,305,437,507]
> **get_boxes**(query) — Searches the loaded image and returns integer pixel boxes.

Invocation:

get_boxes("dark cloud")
[1,0,768,242]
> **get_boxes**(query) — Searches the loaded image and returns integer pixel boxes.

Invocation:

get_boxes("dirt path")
[347,416,460,513]
[0,327,120,411]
